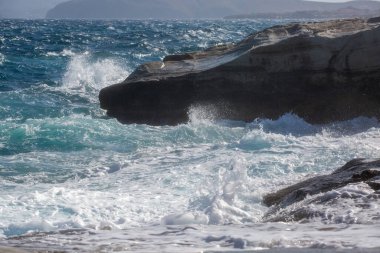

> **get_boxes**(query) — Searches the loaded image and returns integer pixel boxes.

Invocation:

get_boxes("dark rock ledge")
[100,17,380,126]
[263,158,380,222]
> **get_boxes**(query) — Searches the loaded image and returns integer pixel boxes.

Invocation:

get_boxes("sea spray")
[62,52,129,99]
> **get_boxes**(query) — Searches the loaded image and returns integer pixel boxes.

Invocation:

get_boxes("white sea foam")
[61,52,129,100]
[3,220,56,237]
[3,222,380,252]
[162,213,208,225]
[187,104,222,125]
[0,186,139,237]
[2,115,380,228]
[0,53,5,65]
[46,49,77,57]
[2,115,380,234]
[10,36,31,42]
[252,113,318,135]
[132,53,152,59]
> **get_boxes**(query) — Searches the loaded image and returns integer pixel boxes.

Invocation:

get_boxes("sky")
[1,0,380,18]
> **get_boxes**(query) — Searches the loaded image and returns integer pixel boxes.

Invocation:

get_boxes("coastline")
[2,246,380,253]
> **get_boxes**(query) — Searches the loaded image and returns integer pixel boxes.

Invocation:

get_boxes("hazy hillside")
[0,0,65,19]
[46,0,380,19]
[226,7,380,19]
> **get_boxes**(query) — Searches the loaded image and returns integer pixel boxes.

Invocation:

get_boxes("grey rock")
[263,158,380,208]
[99,17,380,125]
[367,177,380,190]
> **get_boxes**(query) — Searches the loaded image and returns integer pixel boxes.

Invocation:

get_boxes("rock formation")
[99,18,380,125]
[263,159,380,208]
[262,158,380,222]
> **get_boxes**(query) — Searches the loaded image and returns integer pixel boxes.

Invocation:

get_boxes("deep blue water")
[1,19,380,252]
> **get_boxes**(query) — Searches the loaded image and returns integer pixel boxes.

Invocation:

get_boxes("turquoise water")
[1,19,380,252]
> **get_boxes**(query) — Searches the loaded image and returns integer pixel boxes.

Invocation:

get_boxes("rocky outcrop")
[263,159,380,208]
[262,158,380,223]
[99,18,380,125]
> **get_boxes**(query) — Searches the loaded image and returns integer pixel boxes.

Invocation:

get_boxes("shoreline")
[2,246,380,253]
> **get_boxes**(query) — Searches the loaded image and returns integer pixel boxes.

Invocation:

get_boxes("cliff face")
[99,18,380,125]
[46,0,380,19]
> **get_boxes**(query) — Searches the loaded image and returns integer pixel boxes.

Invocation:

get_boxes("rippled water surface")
[0,19,380,252]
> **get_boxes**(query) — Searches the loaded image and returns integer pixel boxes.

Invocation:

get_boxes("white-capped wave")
[3,220,57,237]
[0,53,5,65]
[163,158,264,226]
[0,186,139,237]
[251,113,318,136]
[132,53,152,60]
[61,52,129,101]
[250,114,380,136]
[46,49,77,57]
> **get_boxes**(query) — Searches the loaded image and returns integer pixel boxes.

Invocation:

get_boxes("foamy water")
[0,19,379,252]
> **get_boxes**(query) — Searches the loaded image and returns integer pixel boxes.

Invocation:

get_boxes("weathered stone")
[263,159,380,208]
[163,53,194,62]
[367,178,380,190]
[99,18,380,125]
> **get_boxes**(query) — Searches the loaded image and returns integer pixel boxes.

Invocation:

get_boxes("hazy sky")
[1,0,380,18]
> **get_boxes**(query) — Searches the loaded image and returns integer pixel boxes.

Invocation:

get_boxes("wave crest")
[0,53,5,65]
[61,52,129,101]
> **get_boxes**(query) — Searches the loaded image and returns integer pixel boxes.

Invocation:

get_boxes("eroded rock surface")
[100,18,380,125]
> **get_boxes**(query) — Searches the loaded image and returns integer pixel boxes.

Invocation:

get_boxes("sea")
[0,19,380,253]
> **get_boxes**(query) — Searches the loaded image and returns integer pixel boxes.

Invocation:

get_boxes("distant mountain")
[46,0,380,20]
[0,0,66,19]
[226,7,380,19]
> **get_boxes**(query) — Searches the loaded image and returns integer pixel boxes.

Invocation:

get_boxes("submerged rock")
[263,158,380,207]
[100,18,380,125]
